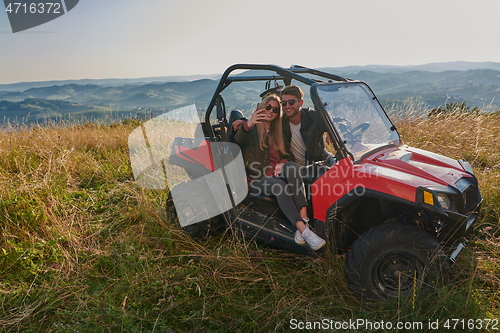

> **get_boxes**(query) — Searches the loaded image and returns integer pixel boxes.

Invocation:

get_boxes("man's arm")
[233,120,254,145]
[232,119,245,131]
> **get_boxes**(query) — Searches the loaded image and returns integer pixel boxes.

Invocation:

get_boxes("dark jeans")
[249,162,307,227]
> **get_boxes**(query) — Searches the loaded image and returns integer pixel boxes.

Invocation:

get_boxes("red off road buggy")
[159,64,482,301]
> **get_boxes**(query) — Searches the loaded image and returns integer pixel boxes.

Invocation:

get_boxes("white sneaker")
[294,219,308,245]
[294,229,306,245]
[301,227,326,250]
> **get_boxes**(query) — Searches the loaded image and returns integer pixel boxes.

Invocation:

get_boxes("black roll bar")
[204,64,349,138]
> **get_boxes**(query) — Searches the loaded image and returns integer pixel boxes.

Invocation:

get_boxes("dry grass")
[397,111,500,226]
[0,112,498,332]
[397,112,500,168]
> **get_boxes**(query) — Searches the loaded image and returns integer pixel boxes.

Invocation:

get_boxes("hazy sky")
[1,0,500,84]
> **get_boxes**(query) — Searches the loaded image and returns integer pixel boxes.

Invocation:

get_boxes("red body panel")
[312,145,471,221]
[173,139,215,172]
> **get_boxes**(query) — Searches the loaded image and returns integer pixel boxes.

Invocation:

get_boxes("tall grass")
[0,111,499,332]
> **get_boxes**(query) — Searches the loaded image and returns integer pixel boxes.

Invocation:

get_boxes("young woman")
[234,94,325,250]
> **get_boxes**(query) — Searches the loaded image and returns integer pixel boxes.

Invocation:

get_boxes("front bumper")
[439,201,482,245]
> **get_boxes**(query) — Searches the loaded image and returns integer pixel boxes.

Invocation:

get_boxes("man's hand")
[274,163,284,177]
[232,119,244,131]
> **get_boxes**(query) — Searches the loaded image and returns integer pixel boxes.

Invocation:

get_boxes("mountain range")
[2,62,500,123]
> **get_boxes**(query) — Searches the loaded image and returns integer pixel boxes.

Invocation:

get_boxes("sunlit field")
[0,110,499,332]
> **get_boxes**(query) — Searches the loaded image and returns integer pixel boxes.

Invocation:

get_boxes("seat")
[227,109,245,142]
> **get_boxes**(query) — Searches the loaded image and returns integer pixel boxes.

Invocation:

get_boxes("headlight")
[437,193,451,210]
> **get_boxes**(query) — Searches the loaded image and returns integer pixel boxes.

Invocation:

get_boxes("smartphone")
[257,102,266,111]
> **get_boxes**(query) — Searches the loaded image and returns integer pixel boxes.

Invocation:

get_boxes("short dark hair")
[280,85,304,99]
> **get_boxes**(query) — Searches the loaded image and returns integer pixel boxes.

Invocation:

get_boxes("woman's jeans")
[249,162,307,227]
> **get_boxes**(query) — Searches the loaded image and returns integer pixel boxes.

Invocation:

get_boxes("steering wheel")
[348,122,370,142]
[332,118,370,143]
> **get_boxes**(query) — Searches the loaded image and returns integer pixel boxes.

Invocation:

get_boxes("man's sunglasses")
[265,104,280,113]
[281,99,301,106]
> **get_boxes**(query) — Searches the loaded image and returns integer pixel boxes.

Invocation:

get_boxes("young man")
[280,85,331,167]
[278,85,333,247]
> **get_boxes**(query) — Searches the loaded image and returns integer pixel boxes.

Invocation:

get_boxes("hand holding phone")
[248,103,268,128]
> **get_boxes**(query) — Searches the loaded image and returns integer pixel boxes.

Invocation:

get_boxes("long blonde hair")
[256,94,287,155]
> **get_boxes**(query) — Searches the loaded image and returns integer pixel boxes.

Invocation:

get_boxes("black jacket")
[234,123,290,180]
[282,108,328,165]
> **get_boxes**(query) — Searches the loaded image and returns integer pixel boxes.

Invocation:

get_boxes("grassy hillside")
[0,113,499,332]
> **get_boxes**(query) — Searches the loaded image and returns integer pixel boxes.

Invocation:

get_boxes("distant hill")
[0,79,220,109]
[0,98,101,123]
[2,62,500,123]
[320,61,500,75]
[2,61,500,92]
[0,74,221,92]
[339,69,500,111]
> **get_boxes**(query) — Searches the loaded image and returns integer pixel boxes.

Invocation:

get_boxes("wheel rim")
[371,251,425,297]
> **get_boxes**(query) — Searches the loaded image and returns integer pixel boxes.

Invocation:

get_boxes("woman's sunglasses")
[265,104,280,113]
[281,99,301,106]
